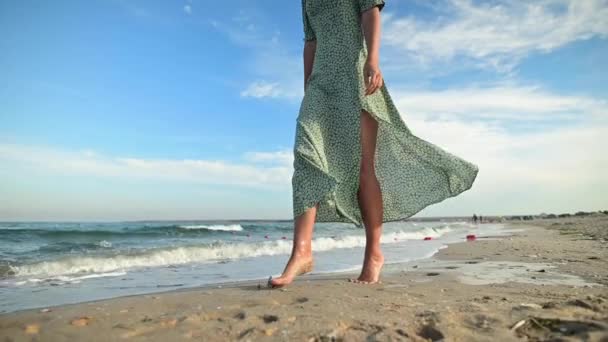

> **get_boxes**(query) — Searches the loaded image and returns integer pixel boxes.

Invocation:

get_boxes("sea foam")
[178,224,243,231]
[9,226,451,278]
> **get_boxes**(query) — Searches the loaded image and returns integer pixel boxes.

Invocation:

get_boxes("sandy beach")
[1,214,607,341]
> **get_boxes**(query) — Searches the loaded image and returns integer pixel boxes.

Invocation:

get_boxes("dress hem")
[295,101,479,228]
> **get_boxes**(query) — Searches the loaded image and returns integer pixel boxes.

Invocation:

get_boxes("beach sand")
[1,215,607,341]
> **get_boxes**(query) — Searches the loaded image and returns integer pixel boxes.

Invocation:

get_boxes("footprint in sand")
[262,314,279,323]
[513,316,608,340]
[295,297,309,304]
[465,314,501,332]
[417,325,445,341]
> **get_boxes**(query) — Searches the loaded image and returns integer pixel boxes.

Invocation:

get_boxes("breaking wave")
[8,226,451,278]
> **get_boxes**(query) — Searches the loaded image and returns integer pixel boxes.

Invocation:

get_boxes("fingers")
[371,73,381,94]
[365,71,383,95]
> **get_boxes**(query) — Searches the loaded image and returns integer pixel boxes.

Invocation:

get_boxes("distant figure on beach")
[480,215,483,223]
[473,214,478,224]
[268,0,479,288]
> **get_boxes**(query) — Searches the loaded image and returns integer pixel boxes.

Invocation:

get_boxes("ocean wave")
[178,224,243,231]
[34,241,112,254]
[98,240,113,248]
[8,226,451,278]
[0,224,246,238]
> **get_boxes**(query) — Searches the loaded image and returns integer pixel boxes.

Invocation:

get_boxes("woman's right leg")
[269,203,318,287]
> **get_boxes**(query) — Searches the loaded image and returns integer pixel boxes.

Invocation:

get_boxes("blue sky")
[1,0,607,221]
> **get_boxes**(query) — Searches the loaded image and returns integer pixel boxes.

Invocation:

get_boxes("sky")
[1,0,607,221]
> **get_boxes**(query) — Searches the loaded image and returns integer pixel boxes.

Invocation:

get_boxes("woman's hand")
[363,58,383,95]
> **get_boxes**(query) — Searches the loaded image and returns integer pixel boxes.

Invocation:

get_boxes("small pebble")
[264,327,277,336]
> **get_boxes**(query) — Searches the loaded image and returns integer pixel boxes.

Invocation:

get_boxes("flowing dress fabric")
[292,0,479,228]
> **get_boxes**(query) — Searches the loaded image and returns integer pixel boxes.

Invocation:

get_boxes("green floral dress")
[293,0,479,228]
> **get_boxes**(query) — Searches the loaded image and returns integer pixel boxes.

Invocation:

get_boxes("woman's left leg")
[268,202,318,287]
[351,109,384,284]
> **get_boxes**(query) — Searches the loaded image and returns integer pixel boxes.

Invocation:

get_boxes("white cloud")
[383,0,608,71]
[390,84,608,122]
[243,150,293,166]
[0,144,292,189]
[408,116,608,215]
[2,83,606,216]
[226,0,608,101]
[240,81,282,98]
[389,85,608,214]
[210,14,303,101]
[183,4,192,15]
[240,79,303,100]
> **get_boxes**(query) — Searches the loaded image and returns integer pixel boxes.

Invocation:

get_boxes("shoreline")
[1,216,607,341]
[0,222,506,316]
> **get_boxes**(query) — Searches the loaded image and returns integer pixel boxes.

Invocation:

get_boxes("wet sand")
[1,215,607,341]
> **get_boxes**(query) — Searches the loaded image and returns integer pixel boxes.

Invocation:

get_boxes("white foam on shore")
[13,271,127,286]
[9,226,452,279]
[413,260,603,287]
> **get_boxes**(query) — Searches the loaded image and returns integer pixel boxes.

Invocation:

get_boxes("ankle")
[365,250,384,263]
[291,249,313,259]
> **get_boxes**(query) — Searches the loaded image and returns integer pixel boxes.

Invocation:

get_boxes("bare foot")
[349,252,384,284]
[268,254,314,288]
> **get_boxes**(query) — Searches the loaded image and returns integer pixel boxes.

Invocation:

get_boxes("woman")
[268,0,479,287]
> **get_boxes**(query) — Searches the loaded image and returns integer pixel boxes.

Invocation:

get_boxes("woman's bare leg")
[269,203,317,287]
[351,109,384,284]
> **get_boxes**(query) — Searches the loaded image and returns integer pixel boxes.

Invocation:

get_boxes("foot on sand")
[268,255,314,288]
[349,252,384,284]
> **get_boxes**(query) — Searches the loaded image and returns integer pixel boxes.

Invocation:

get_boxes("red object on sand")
[466,234,476,241]
[423,237,432,241]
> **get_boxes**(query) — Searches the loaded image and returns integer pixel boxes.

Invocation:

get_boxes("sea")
[0,219,511,313]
